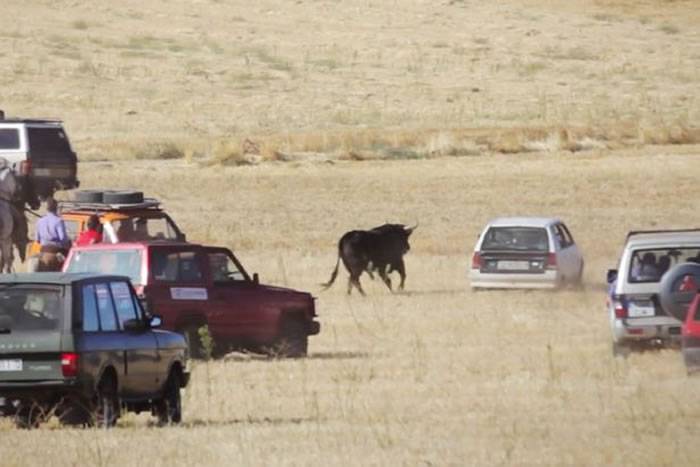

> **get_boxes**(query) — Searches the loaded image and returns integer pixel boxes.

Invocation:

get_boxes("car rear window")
[481,227,549,252]
[628,247,700,283]
[0,285,63,332]
[0,129,20,150]
[26,127,71,153]
[66,249,144,285]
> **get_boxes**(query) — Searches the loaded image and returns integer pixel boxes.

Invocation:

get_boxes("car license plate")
[628,302,655,318]
[498,261,529,270]
[0,359,22,372]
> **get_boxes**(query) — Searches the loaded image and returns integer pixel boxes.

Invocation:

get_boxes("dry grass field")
[1,0,700,466]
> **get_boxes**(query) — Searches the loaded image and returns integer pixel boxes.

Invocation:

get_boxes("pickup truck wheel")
[94,376,119,428]
[182,325,205,359]
[272,320,308,358]
[155,370,182,425]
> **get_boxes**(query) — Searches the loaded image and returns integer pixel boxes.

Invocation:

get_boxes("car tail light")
[61,353,79,377]
[546,253,557,270]
[613,300,627,319]
[19,160,31,176]
[471,252,483,269]
[627,328,644,335]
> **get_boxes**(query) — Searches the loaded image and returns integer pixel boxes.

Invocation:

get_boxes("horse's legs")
[2,240,13,273]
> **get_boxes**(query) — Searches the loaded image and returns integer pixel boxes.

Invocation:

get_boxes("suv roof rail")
[0,117,63,124]
[626,228,700,240]
[58,198,161,212]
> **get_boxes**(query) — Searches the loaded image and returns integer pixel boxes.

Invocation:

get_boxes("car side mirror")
[607,269,618,284]
[253,273,259,285]
[149,315,162,329]
[124,318,146,333]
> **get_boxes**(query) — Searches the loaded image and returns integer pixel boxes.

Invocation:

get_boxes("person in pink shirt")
[75,215,102,246]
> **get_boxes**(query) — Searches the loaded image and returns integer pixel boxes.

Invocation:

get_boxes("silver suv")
[0,111,79,207]
[607,229,700,356]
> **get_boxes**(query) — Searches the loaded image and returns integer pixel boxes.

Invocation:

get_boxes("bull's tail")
[321,250,341,290]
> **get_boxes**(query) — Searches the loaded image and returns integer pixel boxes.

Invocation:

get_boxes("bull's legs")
[395,259,407,291]
[378,267,393,292]
[347,274,366,296]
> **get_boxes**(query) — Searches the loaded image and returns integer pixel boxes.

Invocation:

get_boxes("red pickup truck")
[62,242,320,358]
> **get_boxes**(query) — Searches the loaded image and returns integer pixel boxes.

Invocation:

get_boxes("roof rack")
[59,198,161,212]
[626,229,700,240]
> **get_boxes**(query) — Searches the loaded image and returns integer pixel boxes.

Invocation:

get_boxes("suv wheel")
[155,370,182,425]
[182,324,205,359]
[271,320,308,358]
[94,375,119,428]
[612,342,632,358]
[14,403,44,429]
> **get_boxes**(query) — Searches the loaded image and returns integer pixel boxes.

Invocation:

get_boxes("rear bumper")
[0,379,80,399]
[611,318,682,343]
[470,270,560,289]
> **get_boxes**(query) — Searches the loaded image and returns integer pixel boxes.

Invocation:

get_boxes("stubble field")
[0,0,699,465]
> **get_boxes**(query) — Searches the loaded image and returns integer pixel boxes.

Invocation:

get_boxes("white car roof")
[486,217,560,228]
[626,231,700,249]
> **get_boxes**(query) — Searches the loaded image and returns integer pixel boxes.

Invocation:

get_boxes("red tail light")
[471,252,483,269]
[61,353,79,377]
[19,160,31,176]
[546,253,557,270]
[613,300,627,319]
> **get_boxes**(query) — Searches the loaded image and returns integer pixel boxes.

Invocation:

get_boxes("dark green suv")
[0,273,189,428]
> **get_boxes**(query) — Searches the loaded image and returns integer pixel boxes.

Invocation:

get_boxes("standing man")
[35,198,71,271]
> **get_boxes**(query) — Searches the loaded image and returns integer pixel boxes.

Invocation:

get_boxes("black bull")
[321,224,416,295]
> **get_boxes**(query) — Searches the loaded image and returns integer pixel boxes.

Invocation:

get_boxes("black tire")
[14,403,44,429]
[155,370,183,425]
[659,262,700,321]
[102,190,144,205]
[271,320,308,358]
[182,324,205,360]
[73,190,104,203]
[94,375,119,428]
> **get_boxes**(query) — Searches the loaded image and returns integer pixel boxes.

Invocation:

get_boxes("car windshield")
[111,216,179,242]
[0,286,63,332]
[481,227,549,252]
[628,247,700,283]
[66,249,144,285]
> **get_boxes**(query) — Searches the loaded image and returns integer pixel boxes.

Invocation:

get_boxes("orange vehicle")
[27,190,186,259]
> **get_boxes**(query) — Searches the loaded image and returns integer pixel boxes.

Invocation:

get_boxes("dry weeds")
[2,145,699,466]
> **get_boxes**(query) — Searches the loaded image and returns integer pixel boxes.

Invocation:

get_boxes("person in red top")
[75,214,103,246]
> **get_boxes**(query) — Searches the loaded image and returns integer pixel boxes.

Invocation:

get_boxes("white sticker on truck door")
[170,287,208,301]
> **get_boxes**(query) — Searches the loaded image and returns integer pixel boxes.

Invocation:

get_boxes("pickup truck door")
[683,294,700,369]
[205,248,268,342]
[104,281,161,398]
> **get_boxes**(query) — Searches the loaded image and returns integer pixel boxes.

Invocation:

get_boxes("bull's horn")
[405,222,419,232]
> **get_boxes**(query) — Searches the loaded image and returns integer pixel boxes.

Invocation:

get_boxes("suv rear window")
[27,127,71,153]
[628,247,700,283]
[0,129,20,149]
[481,227,549,252]
[66,249,144,285]
[0,285,63,332]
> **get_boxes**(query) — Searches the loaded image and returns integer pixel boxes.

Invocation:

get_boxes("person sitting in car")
[631,252,659,281]
[75,214,103,246]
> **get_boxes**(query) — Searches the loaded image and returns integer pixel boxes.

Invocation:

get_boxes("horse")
[0,159,18,273]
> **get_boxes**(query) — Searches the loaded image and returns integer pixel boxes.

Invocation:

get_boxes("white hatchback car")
[469,217,584,289]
